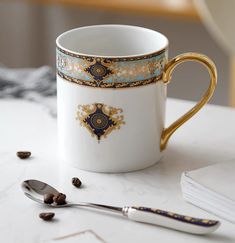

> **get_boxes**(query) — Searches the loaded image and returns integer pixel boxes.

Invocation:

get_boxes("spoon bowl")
[21,179,121,209]
[21,179,69,207]
[22,179,59,196]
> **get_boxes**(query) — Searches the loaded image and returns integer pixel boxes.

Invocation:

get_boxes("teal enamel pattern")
[56,47,167,88]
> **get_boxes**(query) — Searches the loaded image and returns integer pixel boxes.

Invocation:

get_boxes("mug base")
[60,154,164,173]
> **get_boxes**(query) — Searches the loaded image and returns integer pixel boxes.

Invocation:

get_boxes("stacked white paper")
[181,161,235,223]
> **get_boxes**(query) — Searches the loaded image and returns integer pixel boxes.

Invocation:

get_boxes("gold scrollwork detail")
[76,103,125,141]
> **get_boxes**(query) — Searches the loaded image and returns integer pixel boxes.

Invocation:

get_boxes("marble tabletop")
[1,98,235,243]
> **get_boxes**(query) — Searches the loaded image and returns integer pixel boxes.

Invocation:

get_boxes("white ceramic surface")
[57,78,166,172]
[56,25,168,57]
[1,99,235,243]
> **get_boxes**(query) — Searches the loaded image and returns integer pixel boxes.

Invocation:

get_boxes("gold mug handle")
[160,52,217,151]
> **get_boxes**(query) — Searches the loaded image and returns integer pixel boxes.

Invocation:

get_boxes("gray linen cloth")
[0,65,57,117]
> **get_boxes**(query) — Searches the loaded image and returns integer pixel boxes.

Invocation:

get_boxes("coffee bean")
[17,151,31,159]
[53,193,66,205]
[72,177,82,188]
[43,193,54,204]
[39,212,55,221]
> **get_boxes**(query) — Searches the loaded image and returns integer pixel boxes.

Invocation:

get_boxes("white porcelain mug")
[56,25,217,173]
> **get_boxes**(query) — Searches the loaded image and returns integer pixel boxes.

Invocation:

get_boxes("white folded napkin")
[181,160,235,223]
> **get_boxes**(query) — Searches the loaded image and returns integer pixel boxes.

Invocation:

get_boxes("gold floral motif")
[148,60,156,75]
[57,53,68,69]
[76,103,125,141]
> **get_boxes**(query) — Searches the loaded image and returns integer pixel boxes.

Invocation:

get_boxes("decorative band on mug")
[56,47,167,88]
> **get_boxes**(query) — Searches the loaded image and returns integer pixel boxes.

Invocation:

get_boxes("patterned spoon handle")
[122,206,220,235]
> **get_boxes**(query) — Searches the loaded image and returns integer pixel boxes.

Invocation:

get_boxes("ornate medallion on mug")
[76,103,125,142]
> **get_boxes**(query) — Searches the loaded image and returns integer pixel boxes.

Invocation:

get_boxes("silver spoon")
[21,179,220,235]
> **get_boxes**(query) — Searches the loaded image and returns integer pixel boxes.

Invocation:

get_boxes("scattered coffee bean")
[72,177,82,188]
[43,193,54,204]
[39,212,55,221]
[17,151,31,159]
[53,193,66,205]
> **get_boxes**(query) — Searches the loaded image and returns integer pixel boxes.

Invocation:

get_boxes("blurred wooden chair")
[33,0,235,107]
[36,0,199,20]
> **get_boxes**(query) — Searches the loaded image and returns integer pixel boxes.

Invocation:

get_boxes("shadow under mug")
[56,25,217,173]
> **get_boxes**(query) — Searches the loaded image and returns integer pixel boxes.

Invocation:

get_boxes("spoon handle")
[122,206,220,235]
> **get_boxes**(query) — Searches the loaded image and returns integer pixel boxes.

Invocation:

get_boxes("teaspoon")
[21,179,220,235]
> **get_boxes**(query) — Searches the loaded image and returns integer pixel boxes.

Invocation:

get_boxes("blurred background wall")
[0,0,230,105]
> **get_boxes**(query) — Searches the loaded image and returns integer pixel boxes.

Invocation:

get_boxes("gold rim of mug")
[56,46,167,62]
